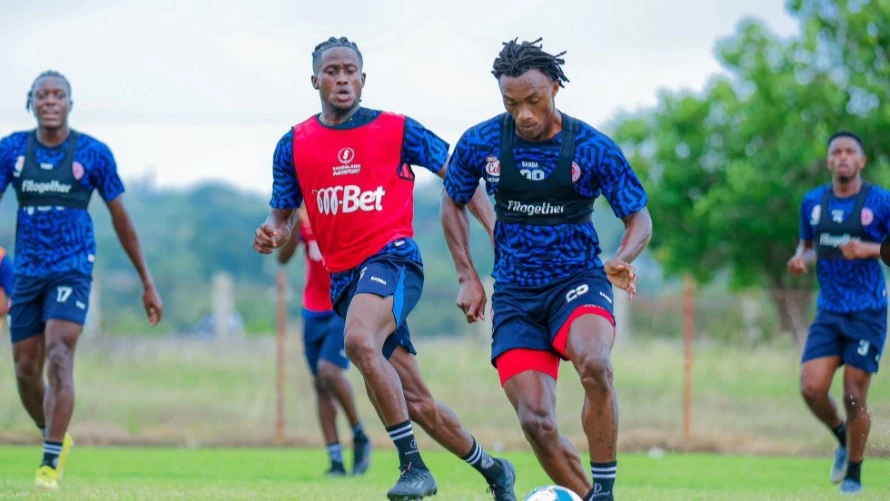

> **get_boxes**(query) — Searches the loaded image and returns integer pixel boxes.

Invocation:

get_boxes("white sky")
[0,0,798,195]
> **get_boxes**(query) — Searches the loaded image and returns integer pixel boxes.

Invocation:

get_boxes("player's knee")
[14,357,41,382]
[518,408,558,447]
[45,341,74,384]
[316,364,342,389]
[843,387,868,414]
[343,329,377,365]
[577,354,614,395]
[799,378,828,401]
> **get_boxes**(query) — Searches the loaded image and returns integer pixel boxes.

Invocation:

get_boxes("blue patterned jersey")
[445,114,648,286]
[269,107,448,296]
[800,184,890,313]
[0,131,124,277]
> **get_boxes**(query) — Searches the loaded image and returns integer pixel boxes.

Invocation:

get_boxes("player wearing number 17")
[441,38,652,501]
[252,37,516,501]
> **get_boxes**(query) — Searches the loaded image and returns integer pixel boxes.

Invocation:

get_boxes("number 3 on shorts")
[857,340,871,356]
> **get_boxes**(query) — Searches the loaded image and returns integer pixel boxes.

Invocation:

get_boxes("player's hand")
[456,276,487,323]
[307,240,323,262]
[787,254,808,275]
[604,258,637,300]
[840,239,866,260]
[253,223,291,254]
[143,284,163,326]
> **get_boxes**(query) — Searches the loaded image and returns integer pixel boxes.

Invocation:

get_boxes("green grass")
[2,336,888,456]
[0,446,888,500]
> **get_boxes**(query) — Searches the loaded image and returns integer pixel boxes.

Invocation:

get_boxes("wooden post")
[683,276,695,439]
[275,270,287,445]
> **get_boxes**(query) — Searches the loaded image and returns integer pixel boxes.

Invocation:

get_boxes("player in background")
[0,71,163,490]
[788,131,888,495]
[277,207,371,476]
[253,37,516,501]
[441,39,652,501]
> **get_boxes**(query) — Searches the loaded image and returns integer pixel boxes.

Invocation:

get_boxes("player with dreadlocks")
[0,70,163,490]
[441,38,652,501]
[253,37,516,500]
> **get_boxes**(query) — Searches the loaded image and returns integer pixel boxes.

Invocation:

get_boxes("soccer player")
[0,71,163,490]
[252,37,516,501]
[787,131,888,495]
[440,39,652,501]
[277,207,371,476]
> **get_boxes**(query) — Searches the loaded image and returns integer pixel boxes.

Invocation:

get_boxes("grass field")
[0,446,888,500]
[1,336,889,455]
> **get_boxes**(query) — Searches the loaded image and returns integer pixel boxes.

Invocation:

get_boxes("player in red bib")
[253,37,515,501]
[277,207,371,477]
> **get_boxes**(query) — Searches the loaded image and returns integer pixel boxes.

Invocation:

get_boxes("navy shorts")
[802,308,887,374]
[9,272,92,343]
[332,254,422,359]
[491,267,615,365]
[302,309,349,376]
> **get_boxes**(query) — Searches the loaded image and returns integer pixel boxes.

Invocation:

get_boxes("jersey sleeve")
[593,141,648,218]
[799,194,815,241]
[872,189,890,242]
[400,117,449,174]
[89,141,126,202]
[443,130,485,205]
[269,129,303,209]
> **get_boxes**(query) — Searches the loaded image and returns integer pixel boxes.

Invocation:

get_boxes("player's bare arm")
[839,239,881,260]
[437,163,496,242]
[605,207,653,300]
[276,230,301,265]
[107,197,163,325]
[254,208,296,254]
[440,190,487,323]
[788,240,816,275]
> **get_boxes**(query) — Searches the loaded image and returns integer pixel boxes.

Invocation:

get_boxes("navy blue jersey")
[445,114,648,286]
[269,107,448,211]
[0,131,124,277]
[800,184,890,313]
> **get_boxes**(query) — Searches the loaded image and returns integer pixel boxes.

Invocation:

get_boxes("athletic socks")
[386,420,427,470]
[326,442,343,466]
[461,437,504,483]
[41,441,63,469]
[831,421,847,447]
[585,461,617,500]
[353,422,368,442]
[846,460,862,484]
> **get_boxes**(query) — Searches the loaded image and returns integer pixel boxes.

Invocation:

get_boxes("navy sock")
[586,461,617,499]
[326,442,343,466]
[846,460,862,483]
[831,422,847,447]
[386,420,427,470]
[41,441,63,469]
[353,422,368,441]
[461,437,503,483]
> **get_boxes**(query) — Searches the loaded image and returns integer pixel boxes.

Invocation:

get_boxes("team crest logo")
[862,207,874,225]
[571,161,581,183]
[13,156,24,177]
[72,161,84,180]
[485,156,500,177]
[338,147,355,165]
[333,147,361,176]
[832,210,844,223]
[810,205,821,225]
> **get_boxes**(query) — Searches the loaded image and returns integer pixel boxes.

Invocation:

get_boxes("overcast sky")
[0,0,798,195]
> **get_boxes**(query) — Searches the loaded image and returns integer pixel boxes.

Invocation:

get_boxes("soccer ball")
[523,485,584,501]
